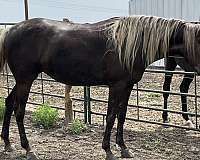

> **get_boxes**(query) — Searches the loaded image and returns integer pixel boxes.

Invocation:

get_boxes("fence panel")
[0,23,199,131]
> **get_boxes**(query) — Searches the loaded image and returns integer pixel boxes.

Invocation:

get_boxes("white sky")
[0,0,129,23]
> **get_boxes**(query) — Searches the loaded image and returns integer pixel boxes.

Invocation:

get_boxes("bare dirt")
[0,70,200,160]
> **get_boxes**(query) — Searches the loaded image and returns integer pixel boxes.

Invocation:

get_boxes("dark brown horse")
[62,19,200,128]
[162,56,195,127]
[0,16,200,160]
[162,22,200,128]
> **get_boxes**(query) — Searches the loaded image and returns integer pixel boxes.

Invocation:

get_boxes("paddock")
[0,21,200,160]
[0,67,200,159]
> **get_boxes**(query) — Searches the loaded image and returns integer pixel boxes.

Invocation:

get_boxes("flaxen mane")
[106,15,185,74]
[184,23,200,66]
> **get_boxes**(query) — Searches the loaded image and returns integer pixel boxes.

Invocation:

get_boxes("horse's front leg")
[180,74,194,128]
[102,82,133,160]
[102,91,118,160]
[116,84,133,158]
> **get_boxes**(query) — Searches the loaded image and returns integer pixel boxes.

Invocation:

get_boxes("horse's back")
[4,18,125,85]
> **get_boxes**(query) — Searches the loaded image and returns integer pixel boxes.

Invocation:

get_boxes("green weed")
[33,103,58,129]
[69,119,87,135]
[0,98,5,121]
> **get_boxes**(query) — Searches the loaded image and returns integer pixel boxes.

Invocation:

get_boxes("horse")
[162,22,200,128]
[162,55,195,127]
[62,21,200,129]
[0,16,200,160]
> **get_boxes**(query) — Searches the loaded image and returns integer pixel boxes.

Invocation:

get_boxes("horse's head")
[193,29,200,73]
[184,24,200,73]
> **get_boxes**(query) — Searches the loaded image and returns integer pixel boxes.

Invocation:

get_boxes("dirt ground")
[0,70,200,160]
[0,110,200,160]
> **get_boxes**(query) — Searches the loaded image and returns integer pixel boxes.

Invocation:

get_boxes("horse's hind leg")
[162,57,177,124]
[1,85,17,151]
[180,74,194,128]
[13,77,38,159]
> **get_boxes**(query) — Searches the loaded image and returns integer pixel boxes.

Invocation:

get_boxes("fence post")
[84,86,88,123]
[136,83,139,120]
[87,87,91,124]
[194,73,198,129]
[83,86,91,124]
[40,73,45,104]
[64,85,73,126]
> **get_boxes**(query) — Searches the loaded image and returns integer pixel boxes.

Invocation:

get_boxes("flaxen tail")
[0,28,9,72]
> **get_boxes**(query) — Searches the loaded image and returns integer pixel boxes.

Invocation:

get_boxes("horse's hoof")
[105,154,118,160]
[26,151,39,160]
[4,145,15,152]
[184,120,195,128]
[121,149,133,158]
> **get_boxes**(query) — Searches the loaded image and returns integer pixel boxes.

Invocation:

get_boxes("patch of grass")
[143,137,161,151]
[0,98,5,121]
[33,103,59,129]
[69,119,87,135]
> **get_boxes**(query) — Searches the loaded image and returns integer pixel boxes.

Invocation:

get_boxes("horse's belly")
[45,59,107,86]
[46,70,106,86]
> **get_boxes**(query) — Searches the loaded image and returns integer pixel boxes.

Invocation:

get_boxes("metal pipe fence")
[1,68,199,130]
[87,72,199,129]
[0,23,199,131]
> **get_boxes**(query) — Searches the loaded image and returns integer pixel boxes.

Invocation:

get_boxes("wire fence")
[0,23,199,131]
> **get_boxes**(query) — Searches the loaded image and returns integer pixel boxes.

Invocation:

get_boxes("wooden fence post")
[62,18,73,126]
[64,85,73,126]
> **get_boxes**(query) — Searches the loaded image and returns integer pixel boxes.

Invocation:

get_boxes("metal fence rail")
[0,22,199,131]
[1,68,199,131]
[84,70,199,130]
